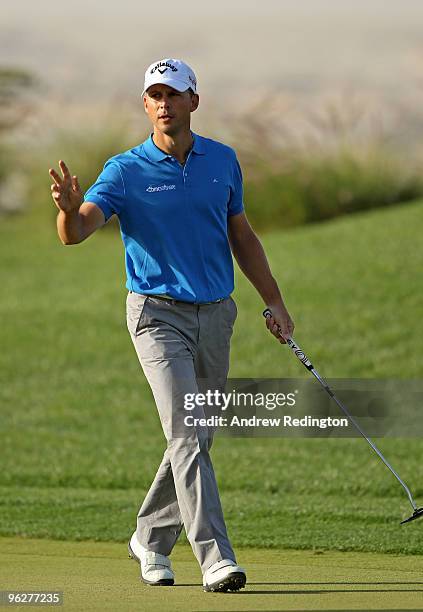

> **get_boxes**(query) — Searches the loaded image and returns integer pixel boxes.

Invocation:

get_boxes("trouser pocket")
[126,293,149,337]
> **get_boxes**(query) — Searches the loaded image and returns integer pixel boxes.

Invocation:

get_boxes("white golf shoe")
[203,558,246,592]
[128,531,174,586]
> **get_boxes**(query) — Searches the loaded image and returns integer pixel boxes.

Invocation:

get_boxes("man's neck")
[152,129,194,165]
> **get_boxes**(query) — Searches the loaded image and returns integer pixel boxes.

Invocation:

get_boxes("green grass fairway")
[1,537,422,611]
[0,200,423,553]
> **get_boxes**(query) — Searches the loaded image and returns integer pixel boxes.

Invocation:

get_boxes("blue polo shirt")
[84,132,244,303]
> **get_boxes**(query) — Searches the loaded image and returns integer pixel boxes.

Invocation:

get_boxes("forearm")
[231,232,285,306]
[56,208,83,245]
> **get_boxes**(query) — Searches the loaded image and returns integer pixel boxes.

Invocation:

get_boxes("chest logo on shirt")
[146,184,176,192]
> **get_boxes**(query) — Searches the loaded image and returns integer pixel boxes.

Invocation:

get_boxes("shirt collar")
[142,131,205,162]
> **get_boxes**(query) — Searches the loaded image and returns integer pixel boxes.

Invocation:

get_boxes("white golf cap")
[142,58,197,96]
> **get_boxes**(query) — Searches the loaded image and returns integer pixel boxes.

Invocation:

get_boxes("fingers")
[71,175,81,193]
[49,160,71,186]
[265,312,292,344]
[59,160,71,180]
[266,315,284,337]
[49,161,77,202]
[276,325,287,344]
[265,314,277,332]
[50,185,62,206]
[271,321,281,335]
[49,168,62,186]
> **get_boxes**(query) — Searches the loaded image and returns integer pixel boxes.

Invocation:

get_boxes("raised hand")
[49,160,82,213]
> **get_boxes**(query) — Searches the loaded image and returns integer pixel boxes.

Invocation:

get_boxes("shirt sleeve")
[228,152,245,217]
[83,160,125,222]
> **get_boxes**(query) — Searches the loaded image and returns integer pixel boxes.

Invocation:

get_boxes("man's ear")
[191,94,200,113]
[143,95,148,114]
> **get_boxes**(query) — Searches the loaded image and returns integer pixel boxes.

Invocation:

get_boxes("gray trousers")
[126,291,238,573]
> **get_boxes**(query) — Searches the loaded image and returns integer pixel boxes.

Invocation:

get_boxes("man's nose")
[159,96,171,108]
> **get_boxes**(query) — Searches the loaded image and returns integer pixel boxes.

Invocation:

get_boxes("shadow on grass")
[248,581,423,586]
[235,589,423,594]
[175,580,423,594]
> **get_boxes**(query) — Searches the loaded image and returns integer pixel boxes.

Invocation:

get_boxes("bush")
[13,98,423,231]
[242,146,423,231]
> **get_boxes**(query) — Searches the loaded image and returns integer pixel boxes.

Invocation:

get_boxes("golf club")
[263,308,423,525]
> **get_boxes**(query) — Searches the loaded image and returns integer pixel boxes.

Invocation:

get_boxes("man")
[49,58,294,593]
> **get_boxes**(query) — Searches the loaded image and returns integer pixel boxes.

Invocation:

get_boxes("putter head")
[401,507,423,524]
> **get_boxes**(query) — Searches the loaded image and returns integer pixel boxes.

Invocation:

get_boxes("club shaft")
[262,311,417,512]
[287,335,418,512]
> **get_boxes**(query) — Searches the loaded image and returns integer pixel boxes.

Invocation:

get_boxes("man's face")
[143,83,199,135]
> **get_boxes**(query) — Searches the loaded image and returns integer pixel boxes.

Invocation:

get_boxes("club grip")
[263,308,272,320]
[262,308,314,371]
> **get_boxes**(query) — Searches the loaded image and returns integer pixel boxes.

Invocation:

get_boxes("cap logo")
[151,61,178,75]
